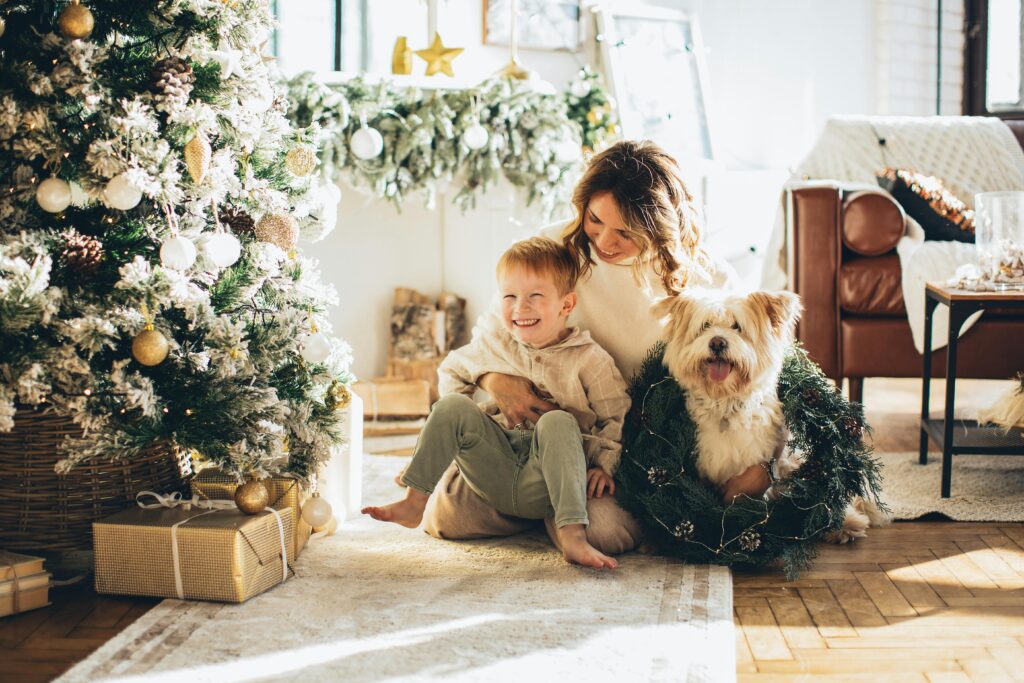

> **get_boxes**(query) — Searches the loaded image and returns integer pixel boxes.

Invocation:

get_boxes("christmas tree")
[0,0,352,480]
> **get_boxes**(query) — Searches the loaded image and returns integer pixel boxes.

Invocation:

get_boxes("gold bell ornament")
[234,478,270,515]
[329,381,352,411]
[58,0,95,40]
[301,491,333,528]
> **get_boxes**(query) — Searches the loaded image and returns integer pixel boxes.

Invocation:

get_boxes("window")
[271,0,368,74]
[965,0,1024,117]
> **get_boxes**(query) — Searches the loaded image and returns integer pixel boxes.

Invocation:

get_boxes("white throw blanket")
[763,115,1024,352]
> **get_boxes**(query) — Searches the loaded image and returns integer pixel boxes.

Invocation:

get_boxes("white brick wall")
[876,0,965,115]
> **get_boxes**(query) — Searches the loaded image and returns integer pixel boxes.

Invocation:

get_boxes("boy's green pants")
[400,393,589,528]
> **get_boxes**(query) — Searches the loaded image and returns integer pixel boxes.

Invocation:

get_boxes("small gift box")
[191,468,311,559]
[93,493,293,603]
[0,550,50,616]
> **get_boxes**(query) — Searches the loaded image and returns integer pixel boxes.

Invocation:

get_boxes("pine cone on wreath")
[220,206,255,235]
[151,56,195,114]
[842,417,864,440]
[60,229,104,275]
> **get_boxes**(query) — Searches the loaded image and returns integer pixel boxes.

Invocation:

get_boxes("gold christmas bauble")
[131,327,169,366]
[255,213,299,251]
[284,145,317,177]
[184,133,212,185]
[329,382,352,411]
[234,478,269,515]
[58,1,94,40]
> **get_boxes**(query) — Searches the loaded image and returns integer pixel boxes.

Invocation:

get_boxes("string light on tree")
[36,177,72,213]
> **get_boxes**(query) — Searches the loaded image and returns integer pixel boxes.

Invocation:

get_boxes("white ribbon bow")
[135,490,289,600]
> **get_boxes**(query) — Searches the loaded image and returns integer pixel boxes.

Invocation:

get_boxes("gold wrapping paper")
[93,506,294,603]
[191,469,311,558]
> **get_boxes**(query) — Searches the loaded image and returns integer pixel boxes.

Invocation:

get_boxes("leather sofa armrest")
[788,185,842,381]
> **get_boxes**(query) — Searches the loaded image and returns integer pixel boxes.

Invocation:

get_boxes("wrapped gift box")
[0,551,50,616]
[191,469,310,559]
[93,505,293,603]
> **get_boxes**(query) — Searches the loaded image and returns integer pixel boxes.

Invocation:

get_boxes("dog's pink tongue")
[708,360,732,382]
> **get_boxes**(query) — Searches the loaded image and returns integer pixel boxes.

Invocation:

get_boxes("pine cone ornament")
[221,206,255,234]
[672,520,695,540]
[61,229,104,275]
[647,466,670,487]
[842,417,863,440]
[151,56,195,114]
[739,529,762,552]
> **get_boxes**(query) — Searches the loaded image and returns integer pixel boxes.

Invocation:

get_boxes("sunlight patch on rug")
[58,455,735,683]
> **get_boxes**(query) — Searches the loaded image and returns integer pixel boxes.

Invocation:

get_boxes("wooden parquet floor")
[734,377,1024,682]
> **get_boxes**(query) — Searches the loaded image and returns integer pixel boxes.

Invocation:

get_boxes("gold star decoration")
[415,33,463,77]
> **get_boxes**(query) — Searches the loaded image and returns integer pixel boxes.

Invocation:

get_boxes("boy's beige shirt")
[438,314,631,476]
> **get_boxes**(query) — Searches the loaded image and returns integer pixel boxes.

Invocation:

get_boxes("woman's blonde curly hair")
[560,140,709,295]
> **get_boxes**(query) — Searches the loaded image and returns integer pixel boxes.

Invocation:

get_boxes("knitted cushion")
[877,168,975,242]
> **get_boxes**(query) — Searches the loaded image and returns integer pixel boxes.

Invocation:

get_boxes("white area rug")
[880,451,1024,521]
[58,455,735,683]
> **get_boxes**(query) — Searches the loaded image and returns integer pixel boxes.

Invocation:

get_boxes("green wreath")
[617,344,885,579]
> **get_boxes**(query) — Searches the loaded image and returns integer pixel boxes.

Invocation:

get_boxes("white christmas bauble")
[160,235,197,270]
[103,173,143,210]
[36,177,72,213]
[301,494,333,528]
[300,332,332,363]
[350,126,384,160]
[203,232,241,268]
[554,139,581,165]
[463,123,489,151]
[570,79,592,98]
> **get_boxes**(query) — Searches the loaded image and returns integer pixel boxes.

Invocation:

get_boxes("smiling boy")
[362,237,631,569]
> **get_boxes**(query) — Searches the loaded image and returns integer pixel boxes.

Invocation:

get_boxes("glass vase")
[975,191,1024,291]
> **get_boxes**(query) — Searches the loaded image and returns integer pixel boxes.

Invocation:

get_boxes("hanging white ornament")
[300,331,332,364]
[103,173,143,210]
[350,126,384,160]
[463,121,489,151]
[553,139,581,165]
[301,491,333,528]
[203,232,241,268]
[160,234,197,270]
[36,177,72,213]
[570,79,592,98]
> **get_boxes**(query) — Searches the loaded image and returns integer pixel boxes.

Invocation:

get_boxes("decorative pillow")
[877,168,975,243]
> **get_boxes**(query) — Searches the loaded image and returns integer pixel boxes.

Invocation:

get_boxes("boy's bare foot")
[361,488,429,528]
[556,524,618,569]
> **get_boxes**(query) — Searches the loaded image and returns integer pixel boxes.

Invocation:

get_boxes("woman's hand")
[478,372,558,427]
[721,463,771,503]
[587,467,616,498]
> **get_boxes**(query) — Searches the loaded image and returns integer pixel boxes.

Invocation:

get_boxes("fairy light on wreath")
[616,343,885,578]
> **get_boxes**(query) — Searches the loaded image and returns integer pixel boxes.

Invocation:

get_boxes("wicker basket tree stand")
[0,407,190,552]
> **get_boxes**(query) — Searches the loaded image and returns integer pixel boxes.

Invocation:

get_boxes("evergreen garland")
[618,344,886,579]
[284,73,593,217]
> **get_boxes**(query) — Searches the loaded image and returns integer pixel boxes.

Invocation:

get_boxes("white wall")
[310,0,963,379]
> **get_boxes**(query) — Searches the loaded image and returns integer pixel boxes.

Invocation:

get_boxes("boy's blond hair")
[496,236,579,295]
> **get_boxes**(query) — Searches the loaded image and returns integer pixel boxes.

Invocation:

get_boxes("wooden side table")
[919,283,1024,498]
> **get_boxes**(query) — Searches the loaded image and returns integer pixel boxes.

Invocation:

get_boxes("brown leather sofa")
[789,119,1024,404]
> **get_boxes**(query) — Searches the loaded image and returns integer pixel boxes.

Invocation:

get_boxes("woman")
[422,140,771,553]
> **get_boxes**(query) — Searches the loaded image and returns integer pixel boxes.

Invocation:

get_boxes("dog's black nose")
[709,336,727,355]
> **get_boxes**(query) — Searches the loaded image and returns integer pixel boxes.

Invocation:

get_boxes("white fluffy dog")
[655,289,885,543]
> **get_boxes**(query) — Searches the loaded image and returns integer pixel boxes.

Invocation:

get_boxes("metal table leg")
[920,296,938,465]
[941,303,976,498]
